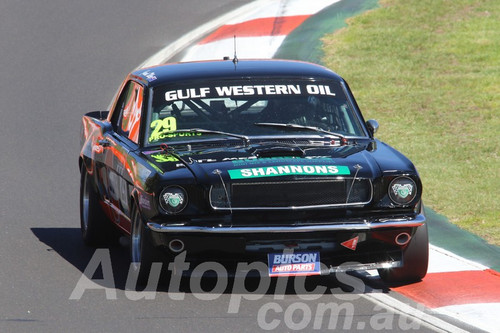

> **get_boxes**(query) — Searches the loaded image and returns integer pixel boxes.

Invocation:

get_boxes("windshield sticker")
[228,165,350,179]
[164,84,336,102]
[149,131,202,143]
[149,117,178,142]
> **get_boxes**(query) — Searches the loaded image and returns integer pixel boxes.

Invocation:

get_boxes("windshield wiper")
[254,122,346,139]
[174,128,250,145]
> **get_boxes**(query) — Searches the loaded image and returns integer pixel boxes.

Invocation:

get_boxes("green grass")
[322,0,500,245]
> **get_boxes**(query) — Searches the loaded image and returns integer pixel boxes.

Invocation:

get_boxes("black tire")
[80,167,117,246]
[378,223,429,284]
[130,205,164,285]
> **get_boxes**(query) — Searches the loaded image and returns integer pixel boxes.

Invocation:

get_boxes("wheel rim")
[130,209,142,265]
[81,173,90,232]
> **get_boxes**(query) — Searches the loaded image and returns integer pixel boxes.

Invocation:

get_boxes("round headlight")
[388,177,417,206]
[159,186,188,214]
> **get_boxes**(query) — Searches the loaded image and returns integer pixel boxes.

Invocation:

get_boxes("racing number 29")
[149,117,177,142]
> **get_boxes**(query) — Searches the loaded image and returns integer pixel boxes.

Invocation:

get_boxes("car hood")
[142,139,416,184]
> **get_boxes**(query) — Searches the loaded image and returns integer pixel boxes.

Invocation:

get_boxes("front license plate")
[268,252,321,277]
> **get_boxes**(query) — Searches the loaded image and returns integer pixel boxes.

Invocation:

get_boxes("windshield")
[146,79,366,145]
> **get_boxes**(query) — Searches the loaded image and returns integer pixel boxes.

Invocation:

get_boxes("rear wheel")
[80,167,117,246]
[378,223,429,284]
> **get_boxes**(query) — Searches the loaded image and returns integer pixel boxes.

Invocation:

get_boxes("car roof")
[131,59,344,87]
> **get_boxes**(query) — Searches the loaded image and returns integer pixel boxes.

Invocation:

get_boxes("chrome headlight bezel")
[159,186,188,214]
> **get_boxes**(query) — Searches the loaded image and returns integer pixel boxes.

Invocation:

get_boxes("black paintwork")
[79,59,425,272]
[132,60,345,87]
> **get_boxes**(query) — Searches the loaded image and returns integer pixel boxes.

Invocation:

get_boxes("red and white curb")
[180,0,340,61]
[140,1,500,331]
[139,0,340,68]
[394,245,500,333]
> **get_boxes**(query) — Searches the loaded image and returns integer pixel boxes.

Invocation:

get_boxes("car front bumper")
[147,213,425,234]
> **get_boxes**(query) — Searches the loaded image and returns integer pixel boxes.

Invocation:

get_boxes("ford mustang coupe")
[79,59,428,284]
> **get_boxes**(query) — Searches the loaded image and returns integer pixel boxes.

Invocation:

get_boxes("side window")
[111,81,144,144]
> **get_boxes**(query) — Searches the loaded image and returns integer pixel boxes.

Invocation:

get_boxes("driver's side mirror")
[366,119,379,137]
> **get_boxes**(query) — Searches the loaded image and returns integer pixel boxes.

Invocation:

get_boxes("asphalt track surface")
[0,1,479,332]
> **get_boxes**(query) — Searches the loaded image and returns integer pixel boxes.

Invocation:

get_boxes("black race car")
[79,59,428,284]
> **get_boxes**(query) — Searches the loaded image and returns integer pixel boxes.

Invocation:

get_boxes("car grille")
[210,178,372,210]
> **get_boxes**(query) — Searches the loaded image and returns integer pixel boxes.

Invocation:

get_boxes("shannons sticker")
[228,165,350,179]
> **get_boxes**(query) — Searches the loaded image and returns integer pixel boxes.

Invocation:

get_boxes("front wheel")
[130,206,163,285]
[378,223,429,284]
[80,167,116,246]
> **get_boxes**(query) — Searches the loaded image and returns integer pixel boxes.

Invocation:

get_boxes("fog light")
[159,186,188,214]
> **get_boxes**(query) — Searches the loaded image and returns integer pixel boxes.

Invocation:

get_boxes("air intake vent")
[210,178,372,210]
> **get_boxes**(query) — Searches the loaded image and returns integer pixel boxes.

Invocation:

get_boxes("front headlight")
[388,177,417,206]
[159,186,188,214]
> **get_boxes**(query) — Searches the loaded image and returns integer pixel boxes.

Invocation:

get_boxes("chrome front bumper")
[147,213,425,234]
